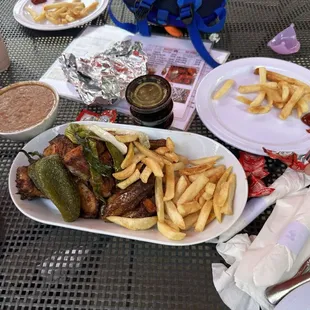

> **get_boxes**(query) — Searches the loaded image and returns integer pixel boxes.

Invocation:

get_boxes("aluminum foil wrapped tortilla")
[59,40,148,105]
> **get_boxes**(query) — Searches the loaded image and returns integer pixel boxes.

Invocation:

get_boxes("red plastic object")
[239,151,274,198]
[263,148,309,172]
[31,0,47,4]
[76,109,117,123]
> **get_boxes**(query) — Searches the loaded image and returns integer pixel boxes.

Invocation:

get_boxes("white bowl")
[0,81,59,141]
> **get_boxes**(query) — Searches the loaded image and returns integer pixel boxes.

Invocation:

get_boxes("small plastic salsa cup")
[125,75,174,129]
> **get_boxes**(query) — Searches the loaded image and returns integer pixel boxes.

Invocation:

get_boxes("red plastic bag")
[239,151,274,198]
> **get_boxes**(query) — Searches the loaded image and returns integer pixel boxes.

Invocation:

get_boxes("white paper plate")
[196,57,310,155]
[8,122,248,246]
[13,0,108,31]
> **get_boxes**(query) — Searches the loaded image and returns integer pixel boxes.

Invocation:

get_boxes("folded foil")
[59,40,148,105]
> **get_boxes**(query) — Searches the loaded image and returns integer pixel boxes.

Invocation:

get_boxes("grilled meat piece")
[63,145,90,181]
[122,202,153,218]
[99,150,113,166]
[100,176,115,198]
[16,166,45,200]
[101,176,155,219]
[43,135,76,158]
[77,182,99,219]
[96,141,106,157]
[149,139,166,150]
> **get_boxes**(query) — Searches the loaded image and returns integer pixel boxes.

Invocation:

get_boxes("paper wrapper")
[263,148,310,172]
[239,152,274,197]
[59,40,148,105]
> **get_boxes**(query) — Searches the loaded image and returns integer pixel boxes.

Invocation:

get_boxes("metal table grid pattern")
[1,0,310,309]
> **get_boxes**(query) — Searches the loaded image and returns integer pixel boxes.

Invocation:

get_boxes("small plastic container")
[125,75,174,129]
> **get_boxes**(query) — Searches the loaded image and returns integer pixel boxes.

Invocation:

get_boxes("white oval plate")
[13,0,108,31]
[196,57,310,156]
[8,122,248,246]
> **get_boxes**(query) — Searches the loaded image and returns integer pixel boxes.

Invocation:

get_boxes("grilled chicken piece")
[63,145,90,181]
[16,166,45,200]
[100,176,115,198]
[77,182,99,219]
[43,135,76,158]
[101,176,155,219]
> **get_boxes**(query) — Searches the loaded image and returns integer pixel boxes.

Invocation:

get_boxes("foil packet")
[59,40,148,105]
[239,151,275,198]
[263,148,310,172]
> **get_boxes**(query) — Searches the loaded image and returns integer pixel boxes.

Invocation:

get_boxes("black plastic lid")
[125,75,172,111]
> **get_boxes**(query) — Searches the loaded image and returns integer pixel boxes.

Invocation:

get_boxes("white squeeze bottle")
[0,33,10,72]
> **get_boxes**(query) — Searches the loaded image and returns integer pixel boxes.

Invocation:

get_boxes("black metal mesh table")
[1,0,310,309]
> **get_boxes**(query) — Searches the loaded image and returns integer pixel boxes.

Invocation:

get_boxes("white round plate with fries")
[13,0,108,31]
[196,57,310,155]
[8,122,248,246]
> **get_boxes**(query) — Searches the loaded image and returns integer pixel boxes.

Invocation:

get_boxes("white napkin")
[212,234,260,310]
[213,188,310,310]
[216,169,310,243]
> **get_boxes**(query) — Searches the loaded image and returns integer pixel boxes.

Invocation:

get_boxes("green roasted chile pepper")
[106,142,124,172]
[29,154,80,222]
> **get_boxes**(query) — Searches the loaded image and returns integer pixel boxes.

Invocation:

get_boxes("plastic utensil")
[268,24,300,55]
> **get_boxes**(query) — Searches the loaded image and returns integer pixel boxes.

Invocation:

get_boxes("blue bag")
[108,0,227,68]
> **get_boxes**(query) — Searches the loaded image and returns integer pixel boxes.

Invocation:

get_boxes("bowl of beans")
[0,81,59,141]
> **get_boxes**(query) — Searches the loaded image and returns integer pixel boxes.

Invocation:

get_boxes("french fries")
[177,174,209,205]
[155,177,165,223]
[102,134,238,241]
[117,169,140,189]
[155,147,169,155]
[213,167,232,223]
[177,201,202,217]
[157,222,186,241]
[204,182,216,201]
[107,216,157,230]
[113,163,136,180]
[279,87,304,120]
[165,218,180,231]
[179,163,214,176]
[221,173,236,215]
[250,91,265,107]
[140,166,152,183]
[166,137,175,152]
[189,156,222,166]
[172,162,185,171]
[163,164,175,201]
[173,175,188,204]
[26,1,99,25]
[121,142,134,169]
[221,66,310,119]
[195,201,213,232]
[134,141,164,166]
[164,152,179,163]
[212,79,234,100]
[142,157,164,177]
[165,201,185,229]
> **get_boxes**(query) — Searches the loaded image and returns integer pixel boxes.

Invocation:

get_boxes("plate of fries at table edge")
[9,122,248,246]
[13,0,108,31]
[196,57,310,156]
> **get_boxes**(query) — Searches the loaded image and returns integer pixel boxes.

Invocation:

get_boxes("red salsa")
[301,113,310,126]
